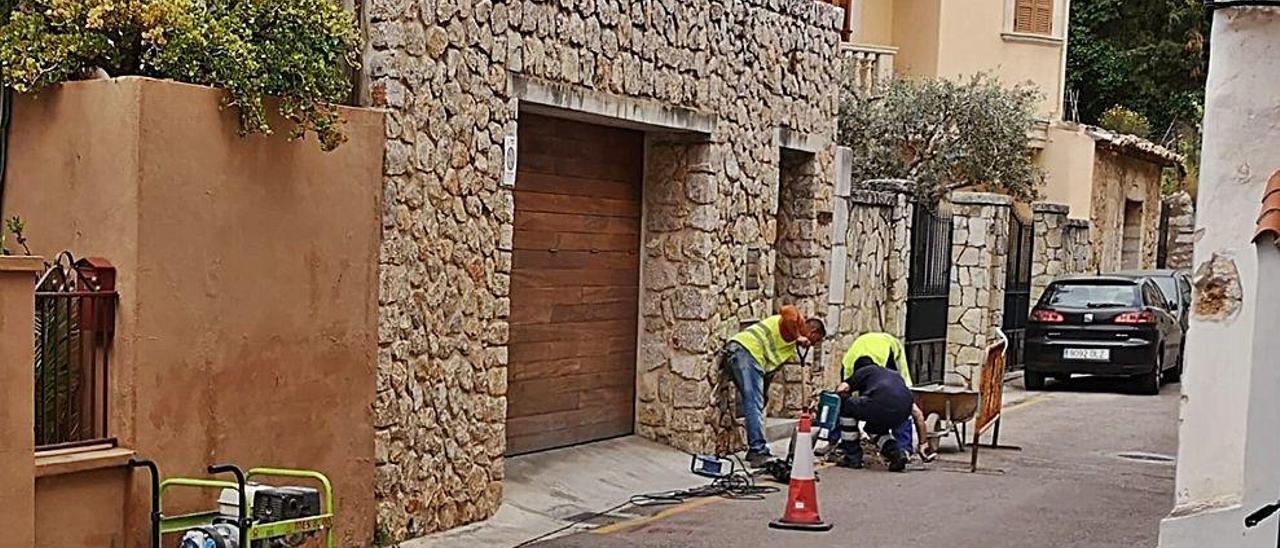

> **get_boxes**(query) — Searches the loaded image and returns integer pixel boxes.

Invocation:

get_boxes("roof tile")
[1255,171,1280,246]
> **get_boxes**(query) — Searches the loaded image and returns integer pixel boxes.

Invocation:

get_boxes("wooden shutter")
[1014,0,1053,35]
[1033,0,1053,34]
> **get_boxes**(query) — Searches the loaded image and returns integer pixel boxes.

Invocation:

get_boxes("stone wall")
[1090,148,1163,272]
[823,175,913,388]
[364,0,842,539]
[1163,191,1196,270]
[945,192,1012,387]
[1031,202,1094,305]
[765,150,830,417]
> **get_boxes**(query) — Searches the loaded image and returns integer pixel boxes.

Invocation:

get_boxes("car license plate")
[1064,348,1110,361]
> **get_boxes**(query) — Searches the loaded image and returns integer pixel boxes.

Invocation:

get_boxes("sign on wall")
[502,134,518,188]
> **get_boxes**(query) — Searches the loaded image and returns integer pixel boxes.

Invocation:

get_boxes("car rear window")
[1041,281,1140,308]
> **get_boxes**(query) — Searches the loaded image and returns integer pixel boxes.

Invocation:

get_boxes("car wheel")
[1164,346,1184,383]
[1137,351,1162,396]
[1025,371,1046,391]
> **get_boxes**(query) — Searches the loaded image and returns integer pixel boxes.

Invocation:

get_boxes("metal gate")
[905,205,953,385]
[1002,214,1034,372]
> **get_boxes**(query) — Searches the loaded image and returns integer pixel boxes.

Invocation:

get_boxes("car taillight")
[1115,310,1156,324]
[1030,309,1064,323]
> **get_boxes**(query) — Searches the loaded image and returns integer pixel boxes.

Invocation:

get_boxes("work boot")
[877,438,909,472]
[746,450,774,468]
[834,442,864,469]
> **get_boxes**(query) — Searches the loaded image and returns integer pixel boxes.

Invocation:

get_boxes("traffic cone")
[768,413,833,532]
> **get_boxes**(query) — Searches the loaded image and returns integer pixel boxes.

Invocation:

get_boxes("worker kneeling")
[832,355,913,472]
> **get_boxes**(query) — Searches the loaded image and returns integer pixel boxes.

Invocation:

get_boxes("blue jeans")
[894,417,914,453]
[723,342,769,455]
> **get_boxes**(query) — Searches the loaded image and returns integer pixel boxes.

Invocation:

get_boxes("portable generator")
[129,459,336,548]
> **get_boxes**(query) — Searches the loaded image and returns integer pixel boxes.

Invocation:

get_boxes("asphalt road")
[539,377,1180,548]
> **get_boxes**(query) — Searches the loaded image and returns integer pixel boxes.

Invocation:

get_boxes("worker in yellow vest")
[840,332,935,463]
[721,305,826,467]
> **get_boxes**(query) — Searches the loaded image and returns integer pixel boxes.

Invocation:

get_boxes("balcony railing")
[842,43,898,95]
[34,253,116,449]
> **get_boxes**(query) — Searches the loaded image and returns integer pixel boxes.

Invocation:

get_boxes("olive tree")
[838,73,1044,203]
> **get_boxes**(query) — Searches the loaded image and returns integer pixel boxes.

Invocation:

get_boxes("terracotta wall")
[4,77,384,546]
[1089,148,1163,272]
[35,468,131,547]
[0,256,42,548]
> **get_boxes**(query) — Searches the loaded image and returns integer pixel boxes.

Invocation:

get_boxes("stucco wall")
[1160,7,1280,547]
[365,0,841,540]
[1090,148,1163,272]
[4,77,384,546]
[891,0,941,77]
[857,0,896,45]
[1039,123,1097,218]
[934,0,1066,118]
[35,468,130,547]
[0,257,41,548]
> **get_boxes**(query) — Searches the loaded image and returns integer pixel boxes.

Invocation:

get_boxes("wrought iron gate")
[905,205,953,385]
[1003,214,1034,372]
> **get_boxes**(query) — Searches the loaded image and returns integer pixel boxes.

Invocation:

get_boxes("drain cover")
[1116,451,1176,464]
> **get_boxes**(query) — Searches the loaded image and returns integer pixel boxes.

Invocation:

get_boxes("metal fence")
[1003,214,1035,372]
[34,253,117,449]
[905,205,954,385]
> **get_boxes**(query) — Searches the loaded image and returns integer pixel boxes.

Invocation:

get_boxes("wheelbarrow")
[911,385,980,452]
[912,330,1021,473]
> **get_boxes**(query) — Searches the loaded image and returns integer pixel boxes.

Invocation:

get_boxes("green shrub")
[839,73,1044,203]
[1098,105,1153,139]
[0,0,360,150]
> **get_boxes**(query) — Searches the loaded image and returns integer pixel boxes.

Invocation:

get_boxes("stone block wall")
[364,0,842,539]
[1163,191,1196,270]
[823,178,912,389]
[945,192,1012,387]
[1031,202,1094,304]
[1090,149,1163,272]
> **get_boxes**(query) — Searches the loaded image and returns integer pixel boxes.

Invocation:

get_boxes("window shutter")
[1034,0,1054,34]
[1013,0,1053,35]
[1013,0,1036,33]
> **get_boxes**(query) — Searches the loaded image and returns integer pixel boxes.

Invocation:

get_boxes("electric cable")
[510,454,780,548]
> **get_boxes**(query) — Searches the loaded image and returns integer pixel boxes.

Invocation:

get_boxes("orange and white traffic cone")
[768,412,833,532]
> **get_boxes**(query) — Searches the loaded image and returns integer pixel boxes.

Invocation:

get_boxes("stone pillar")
[771,150,829,417]
[1163,191,1197,270]
[945,192,1012,388]
[1030,202,1093,305]
[0,256,42,548]
[638,138,721,454]
[1031,202,1068,304]
[1160,7,1280,547]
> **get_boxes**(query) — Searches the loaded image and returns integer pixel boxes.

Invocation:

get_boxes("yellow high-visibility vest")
[731,315,798,374]
[841,332,912,385]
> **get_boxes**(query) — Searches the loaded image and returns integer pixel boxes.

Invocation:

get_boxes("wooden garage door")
[506,113,643,456]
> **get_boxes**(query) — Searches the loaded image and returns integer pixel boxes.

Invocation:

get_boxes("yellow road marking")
[591,497,721,535]
[1004,393,1053,412]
